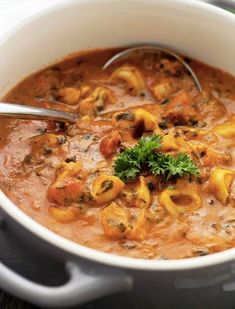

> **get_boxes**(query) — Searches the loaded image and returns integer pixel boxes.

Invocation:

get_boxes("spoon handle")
[0,102,77,123]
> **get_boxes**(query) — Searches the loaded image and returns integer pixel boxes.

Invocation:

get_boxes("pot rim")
[1,0,235,271]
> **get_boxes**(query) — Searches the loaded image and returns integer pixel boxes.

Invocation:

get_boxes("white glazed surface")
[1,0,235,271]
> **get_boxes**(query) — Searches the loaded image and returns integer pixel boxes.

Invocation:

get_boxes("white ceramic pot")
[1,0,235,307]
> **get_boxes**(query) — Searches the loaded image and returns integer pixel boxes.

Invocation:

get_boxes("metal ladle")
[103,45,202,92]
[0,45,202,123]
[0,103,78,122]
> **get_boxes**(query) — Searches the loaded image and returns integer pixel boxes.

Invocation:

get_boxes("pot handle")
[0,260,133,308]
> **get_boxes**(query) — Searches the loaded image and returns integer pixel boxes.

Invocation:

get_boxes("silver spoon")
[0,103,77,122]
[0,45,202,122]
[103,45,202,93]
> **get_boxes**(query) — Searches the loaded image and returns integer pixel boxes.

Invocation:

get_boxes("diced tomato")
[99,131,121,158]
[163,92,198,125]
[48,179,85,206]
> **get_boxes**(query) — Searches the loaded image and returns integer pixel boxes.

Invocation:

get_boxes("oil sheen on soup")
[1,48,235,260]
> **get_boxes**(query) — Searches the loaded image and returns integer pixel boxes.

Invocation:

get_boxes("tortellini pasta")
[158,187,202,216]
[151,81,173,101]
[101,203,152,240]
[92,174,124,204]
[213,119,235,138]
[30,133,65,157]
[134,108,158,132]
[100,202,131,238]
[56,161,83,177]
[110,65,145,96]
[79,86,116,115]
[122,176,151,208]
[135,176,152,208]
[112,110,135,129]
[208,167,235,205]
[58,85,91,105]
[49,206,80,223]
[113,108,160,135]
[161,134,189,152]
[58,87,81,105]
[128,209,151,241]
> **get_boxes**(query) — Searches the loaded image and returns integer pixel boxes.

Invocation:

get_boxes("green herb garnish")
[114,134,200,182]
[148,152,200,181]
[114,135,161,182]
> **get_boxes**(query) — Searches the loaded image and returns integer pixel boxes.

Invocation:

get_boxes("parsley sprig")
[114,134,200,182]
[148,152,200,181]
[114,135,161,181]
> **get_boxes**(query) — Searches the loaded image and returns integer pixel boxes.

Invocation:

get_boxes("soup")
[1,48,235,259]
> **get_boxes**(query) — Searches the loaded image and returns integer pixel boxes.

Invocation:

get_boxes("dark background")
[0,217,132,309]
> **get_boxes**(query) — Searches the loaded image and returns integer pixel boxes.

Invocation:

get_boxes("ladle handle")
[0,102,77,123]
